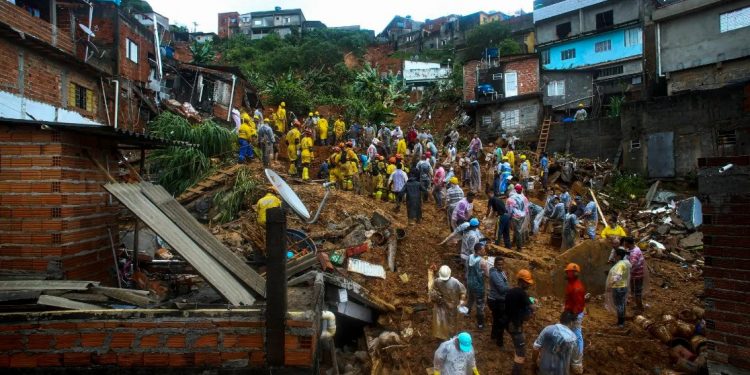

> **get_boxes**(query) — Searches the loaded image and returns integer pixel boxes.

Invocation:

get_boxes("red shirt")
[564,278,586,314]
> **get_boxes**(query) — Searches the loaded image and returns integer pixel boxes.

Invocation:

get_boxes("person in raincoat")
[469,156,481,194]
[607,247,631,328]
[333,115,346,145]
[466,242,489,329]
[561,206,584,251]
[299,130,314,181]
[623,237,647,313]
[255,187,281,226]
[506,185,529,251]
[416,153,433,202]
[275,102,287,134]
[317,114,329,145]
[533,311,581,375]
[433,332,479,375]
[430,265,467,340]
[405,172,427,223]
[256,119,275,168]
[445,178,465,230]
[396,137,407,157]
[286,121,302,176]
[237,113,255,163]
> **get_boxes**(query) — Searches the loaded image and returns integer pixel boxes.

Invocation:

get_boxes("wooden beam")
[91,287,153,307]
[37,295,104,310]
[589,188,608,227]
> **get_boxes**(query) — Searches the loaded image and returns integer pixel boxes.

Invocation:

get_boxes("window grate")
[630,140,641,150]
[595,40,612,53]
[596,65,624,78]
[717,130,737,145]
[52,207,62,218]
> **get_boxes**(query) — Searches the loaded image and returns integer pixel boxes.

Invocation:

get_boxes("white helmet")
[438,265,451,281]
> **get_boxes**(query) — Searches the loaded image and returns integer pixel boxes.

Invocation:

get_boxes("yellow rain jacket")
[317,118,329,140]
[256,193,281,226]
[286,128,301,161]
[275,107,287,133]
[334,119,346,138]
[300,136,314,163]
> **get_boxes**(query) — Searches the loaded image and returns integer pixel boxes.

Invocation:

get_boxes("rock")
[679,232,703,249]
[656,224,671,235]
[617,346,626,356]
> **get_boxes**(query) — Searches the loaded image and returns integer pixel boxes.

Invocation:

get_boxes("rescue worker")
[607,247,631,328]
[257,118,275,168]
[467,134,482,159]
[564,263,586,374]
[317,113,329,145]
[485,189,511,248]
[600,214,627,239]
[488,256,510,348]
[459,218,484,262]
[344,141,359,191]
[507,185,529,251]
[466,242,489,329]
[430,265,467,340]
[433,332,479,375]
[237,113,255,163]
[519,155,531,190]
[373,155,387,200]
[388,163,408,210]
[255,187,281,226]
[505,269,535,375]
[561,206,584,251]
[623,237,646,313]
[275,102,287,134]
[286,120,302,176]
[469,156,481,194]
[445,177,465,230]
[581,198,599,240]
[396,136,407,157]
[506,148,516,173]
[333,115,346,145]
[405,172,427,223]
[327,147,343,187]
[533,311,581,375]
[299,129,314,181]
[416,153,433,202]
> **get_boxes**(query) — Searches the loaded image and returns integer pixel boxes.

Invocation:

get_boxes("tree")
[190,41,215,64]
[463,21,520,61]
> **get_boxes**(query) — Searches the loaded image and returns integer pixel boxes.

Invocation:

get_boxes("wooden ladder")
[535,116,552,158]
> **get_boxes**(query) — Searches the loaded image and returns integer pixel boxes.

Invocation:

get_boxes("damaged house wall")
[546,116,621,160]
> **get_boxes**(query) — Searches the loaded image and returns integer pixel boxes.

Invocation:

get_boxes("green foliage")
[147,112,236,195]
[190,41,215,64]
[463,21,521,61]
[391,49,453,63]
[170,25,189,33]
[213,167,262,223]
[608,95,625,118]
[604,172,648,210]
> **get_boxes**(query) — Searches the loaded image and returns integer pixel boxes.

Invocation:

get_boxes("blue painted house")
[534,0,645,110]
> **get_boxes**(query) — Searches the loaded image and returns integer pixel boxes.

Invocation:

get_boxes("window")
[596,65,624,78]
[254,20,262,26]
[595,40,612,52]
[482,116,492,125]
[547,80,565,96]
[624,28,642,47]
[596,10,614,30]
[213,81,231,105]
[285,17,290,24]
[504,72,518,97]
[632,76,642,85]
[541,50,550,65]
[126,38,138,63]
[720,7,750,32]
[67,83,96,112]
[561,49,576,60]
[556,22,571,39]
[501,109,520,129]
[630,139,641,150]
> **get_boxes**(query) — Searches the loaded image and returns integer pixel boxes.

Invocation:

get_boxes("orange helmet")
[517,269,534,285]
[339,143,345,148]
[378,155,384,161]
[565,263,581,273]
[389,157,396,164]
[293,119,301,126]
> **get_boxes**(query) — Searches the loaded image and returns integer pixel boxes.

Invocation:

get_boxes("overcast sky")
[147,0,533,34]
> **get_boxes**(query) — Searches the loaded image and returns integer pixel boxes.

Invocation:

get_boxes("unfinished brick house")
[463,54,542,142]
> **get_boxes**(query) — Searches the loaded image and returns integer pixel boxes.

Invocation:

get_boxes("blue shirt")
[541,156,549,173]
[560,192,571,206]
[584,201,598,223]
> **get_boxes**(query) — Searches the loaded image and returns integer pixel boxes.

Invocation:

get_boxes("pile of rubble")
[635,306,708,375]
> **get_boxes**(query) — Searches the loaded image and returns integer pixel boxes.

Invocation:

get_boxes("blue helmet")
[469,218,480,227]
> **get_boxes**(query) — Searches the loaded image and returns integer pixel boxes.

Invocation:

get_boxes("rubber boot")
[388,192,395,202]
[302,167,309,181]
[289,163,297,176]
[375,190,382,200]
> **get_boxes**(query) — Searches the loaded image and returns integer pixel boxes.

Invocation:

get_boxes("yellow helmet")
[280,102,286,107]
[315,111,320,116]
[263,118,270,123]
[241,113,251,123]
[520,155,526,160]
[578,103,584,108]
[309,112,314,117]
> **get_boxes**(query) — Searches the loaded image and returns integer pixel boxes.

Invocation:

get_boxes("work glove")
[473,368,480,375]
[433,371,440,375]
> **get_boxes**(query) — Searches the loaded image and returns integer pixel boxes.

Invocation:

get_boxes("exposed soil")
[228,148,703,374]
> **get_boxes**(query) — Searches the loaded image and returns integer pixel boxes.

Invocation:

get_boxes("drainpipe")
[656,23,664,77]
[265,207,287,366]
[226,74,237,122]
[84,2,93,62]
[112,80,120,129]
[153,12,162,80]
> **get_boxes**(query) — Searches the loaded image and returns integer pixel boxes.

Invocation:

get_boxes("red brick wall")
[0,311,316,369]
[0,125,120,283]
[173,41,193,63]
[0,1,75,55]
[504,56,539,96]
[463,60,480,101]
[119,21,154,84]
[699,155,750,371]
[218,12,239,39]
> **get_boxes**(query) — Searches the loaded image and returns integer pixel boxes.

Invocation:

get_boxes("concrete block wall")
[546,117,622,160]
[0,310,316,370]
[698,155,750,373]
[669,59,750,96]
[0,125,120,283]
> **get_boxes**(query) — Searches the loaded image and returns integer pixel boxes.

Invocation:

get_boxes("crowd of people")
[237,103,648,375]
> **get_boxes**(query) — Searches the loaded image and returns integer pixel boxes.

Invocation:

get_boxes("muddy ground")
[225,158,703,375]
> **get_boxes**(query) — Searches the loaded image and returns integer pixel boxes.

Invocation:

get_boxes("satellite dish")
[265,169,311,220]
[79,24,96,38]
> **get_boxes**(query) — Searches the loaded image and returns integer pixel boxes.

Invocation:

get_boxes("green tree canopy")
[463,21,523,61]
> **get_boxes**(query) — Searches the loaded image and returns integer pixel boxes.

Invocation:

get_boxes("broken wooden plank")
[0,280,99,291]
[37,295,104,310]
[61,293,110,303]
[0,290,41,302]
[589,188,609,227]
[91,287,153,307]
[387,236,397,272]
